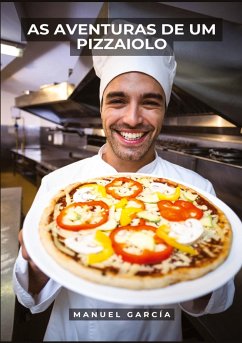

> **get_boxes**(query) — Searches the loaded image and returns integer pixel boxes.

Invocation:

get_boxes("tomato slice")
[56,201,109,231]
[105,177,143,200]
[158,200,203,221]
[110,225,173,264]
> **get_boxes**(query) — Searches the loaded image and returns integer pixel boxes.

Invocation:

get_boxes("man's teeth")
[120,132,145,140]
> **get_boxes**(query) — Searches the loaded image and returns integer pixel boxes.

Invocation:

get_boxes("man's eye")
[143,101,160,106]
[109,99,126,104]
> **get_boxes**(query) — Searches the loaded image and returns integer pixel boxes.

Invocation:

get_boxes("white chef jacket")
[13,146,235,341]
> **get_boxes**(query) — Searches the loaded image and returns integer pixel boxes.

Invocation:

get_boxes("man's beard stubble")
[104,124,156,161]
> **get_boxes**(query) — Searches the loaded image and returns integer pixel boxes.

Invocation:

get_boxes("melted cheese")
[65,233,103,254]
[109,182,138,197]
[150,182,176,194]
[115,230,155,251]
[73,187,97,202]
[129,232,155,251]
[97,218,117,231]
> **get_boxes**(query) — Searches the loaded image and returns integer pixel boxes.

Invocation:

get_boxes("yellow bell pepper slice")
[96,185,107,197]
[156,225,198,256]
[157,186,180,201]
[79,183,106,198]
[120,207,143,226]
[115,198,128,209]
[87,230,114,264]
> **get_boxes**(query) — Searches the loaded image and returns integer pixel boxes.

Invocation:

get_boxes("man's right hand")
[18,229,50,295]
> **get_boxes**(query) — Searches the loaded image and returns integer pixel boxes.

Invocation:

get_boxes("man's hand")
[18,229,50,295]
[181,293,211,314]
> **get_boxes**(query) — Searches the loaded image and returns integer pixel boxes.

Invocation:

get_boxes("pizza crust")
[38,175,233,290]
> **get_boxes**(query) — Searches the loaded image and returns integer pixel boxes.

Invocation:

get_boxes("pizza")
[39,174,232,289]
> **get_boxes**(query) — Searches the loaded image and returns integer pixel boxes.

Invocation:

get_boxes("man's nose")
[122,103,143,127]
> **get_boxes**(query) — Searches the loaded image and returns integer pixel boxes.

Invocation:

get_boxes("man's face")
[101,72,166,163]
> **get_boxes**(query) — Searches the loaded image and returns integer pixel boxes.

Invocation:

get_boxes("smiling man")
[101,72,165,170]
[94,54,175,173]
[13,52,234,342]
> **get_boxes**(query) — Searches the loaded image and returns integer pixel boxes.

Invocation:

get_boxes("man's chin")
[113,147,147,161]
[106,135,155,162]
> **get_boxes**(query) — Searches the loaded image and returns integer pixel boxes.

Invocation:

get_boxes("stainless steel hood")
[15,69,241,134]
[15,68,102,128]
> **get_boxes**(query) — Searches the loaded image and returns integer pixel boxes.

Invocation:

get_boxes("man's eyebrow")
[142,93,164,102]
[106,91,126,99]
[105,91,164,102]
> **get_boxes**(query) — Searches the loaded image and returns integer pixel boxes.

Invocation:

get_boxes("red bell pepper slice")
[105,177,143,200]
[56,201,109,231]
[158,200,203,222]
[110,225,173,264]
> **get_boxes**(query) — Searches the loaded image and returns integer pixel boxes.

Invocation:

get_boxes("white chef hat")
[93,53,177,106]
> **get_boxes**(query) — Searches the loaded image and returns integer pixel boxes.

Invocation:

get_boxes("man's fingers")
[18,229,31,261]
[18,229,23,245]
[18,229,49,291]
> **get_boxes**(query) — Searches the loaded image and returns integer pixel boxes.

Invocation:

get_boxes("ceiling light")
[1,40,25,57]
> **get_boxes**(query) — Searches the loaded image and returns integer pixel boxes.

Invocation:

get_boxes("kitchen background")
[1,1,242,342]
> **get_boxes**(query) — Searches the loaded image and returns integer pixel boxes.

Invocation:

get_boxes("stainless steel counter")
[1,187,22,341]
[11,146,96,172]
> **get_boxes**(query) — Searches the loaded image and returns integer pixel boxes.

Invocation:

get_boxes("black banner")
[21,17,223,56]
[69,308,175,320]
